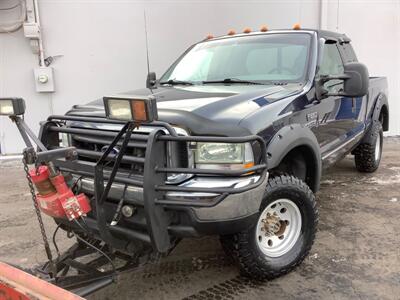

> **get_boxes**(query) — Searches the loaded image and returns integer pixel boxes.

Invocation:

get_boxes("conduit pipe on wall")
[1,0,46,67]
[33,0,45,66]
[24,0,46,66]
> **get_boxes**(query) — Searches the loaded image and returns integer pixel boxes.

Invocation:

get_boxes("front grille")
[50,122,190,180]
[70,127,149,176]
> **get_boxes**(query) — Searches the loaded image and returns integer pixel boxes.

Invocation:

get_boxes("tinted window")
[317,43,345,93]
[339,43,358,63]
[318,43,344,76]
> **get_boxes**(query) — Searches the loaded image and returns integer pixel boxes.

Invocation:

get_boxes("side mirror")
[342,62,369,97]
[146,72,156,89]
[315,62,369,100]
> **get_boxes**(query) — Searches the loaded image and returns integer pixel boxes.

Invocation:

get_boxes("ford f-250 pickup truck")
[0,28,389,288]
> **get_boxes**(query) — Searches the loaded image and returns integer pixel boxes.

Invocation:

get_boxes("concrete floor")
[0,139,399,300]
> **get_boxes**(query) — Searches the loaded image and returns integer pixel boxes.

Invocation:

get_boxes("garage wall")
[322,0,400,136]
[0,0,398,154]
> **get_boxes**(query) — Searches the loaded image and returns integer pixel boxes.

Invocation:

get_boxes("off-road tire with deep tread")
[220,175,318,280]
[353,121,383,173]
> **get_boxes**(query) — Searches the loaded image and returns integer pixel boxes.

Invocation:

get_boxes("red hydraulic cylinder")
[29,166,65,218]
[29,166,91,219]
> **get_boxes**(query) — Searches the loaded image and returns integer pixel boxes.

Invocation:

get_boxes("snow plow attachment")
[0,262,83,300]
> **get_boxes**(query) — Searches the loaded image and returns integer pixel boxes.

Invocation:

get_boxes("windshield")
[160,33,312,84]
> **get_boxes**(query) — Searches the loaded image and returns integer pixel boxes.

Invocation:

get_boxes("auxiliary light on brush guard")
[0,97,91,220]
[0,98,26,116]
[103,95,158,123]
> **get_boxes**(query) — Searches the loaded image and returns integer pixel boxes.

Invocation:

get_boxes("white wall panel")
[323,0,400,136]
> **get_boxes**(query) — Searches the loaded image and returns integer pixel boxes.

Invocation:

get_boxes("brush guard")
[5,114,267,297]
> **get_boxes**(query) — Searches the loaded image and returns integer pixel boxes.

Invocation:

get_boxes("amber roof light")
[292,23,301,30]
[206,33,214,39]
[227,29,236,35]
[260,25,268,32]
[243,27,252,33]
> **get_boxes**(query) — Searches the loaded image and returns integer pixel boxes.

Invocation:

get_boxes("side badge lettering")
[306,112,319,128]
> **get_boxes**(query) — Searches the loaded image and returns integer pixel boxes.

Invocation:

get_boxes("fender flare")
[266,124,322,192]
[361,93,389,144]
[371,93,389,128]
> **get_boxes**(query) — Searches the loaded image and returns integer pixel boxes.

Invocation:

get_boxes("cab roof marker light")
[227,29,236,35]
[243,27,252,34]
[293,23,301,30]
[206,33,214,40]
[260,25,268,32]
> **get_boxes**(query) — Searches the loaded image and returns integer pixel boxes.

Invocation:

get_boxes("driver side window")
[318,43,344,91]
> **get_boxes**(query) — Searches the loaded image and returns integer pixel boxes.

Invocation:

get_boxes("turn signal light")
[244,162,255,169]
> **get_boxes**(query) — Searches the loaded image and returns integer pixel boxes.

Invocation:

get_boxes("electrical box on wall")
[34,67,55,93]
[23,23,40,39]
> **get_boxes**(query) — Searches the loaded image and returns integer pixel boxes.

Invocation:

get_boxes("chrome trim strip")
[166,175,261,198]
[75,174,263,200]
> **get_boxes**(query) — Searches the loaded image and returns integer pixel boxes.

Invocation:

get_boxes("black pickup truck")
[2,28,389,283]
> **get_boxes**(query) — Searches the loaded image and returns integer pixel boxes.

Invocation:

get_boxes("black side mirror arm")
[315,74,351,100]
[146,72,157,89]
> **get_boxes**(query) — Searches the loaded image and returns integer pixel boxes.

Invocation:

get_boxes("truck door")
[337,42,367,136]
[311,41,360,163]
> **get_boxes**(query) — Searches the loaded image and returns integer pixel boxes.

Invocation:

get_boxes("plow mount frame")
[32,239,142,297]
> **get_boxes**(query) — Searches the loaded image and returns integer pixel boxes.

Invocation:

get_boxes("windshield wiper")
[160,79,194,86]
[202,78,264,85]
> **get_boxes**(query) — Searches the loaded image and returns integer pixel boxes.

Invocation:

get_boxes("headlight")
[0,98,25,116]
[194,142,254,170]
[59,132,70,147]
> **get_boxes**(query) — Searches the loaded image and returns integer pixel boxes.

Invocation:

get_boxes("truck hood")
[67,84,303,136]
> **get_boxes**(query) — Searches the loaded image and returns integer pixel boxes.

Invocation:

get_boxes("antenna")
[143,9,150,74]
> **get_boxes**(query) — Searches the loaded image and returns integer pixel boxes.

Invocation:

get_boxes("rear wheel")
[220,175,318,280]
[354,122,383,173]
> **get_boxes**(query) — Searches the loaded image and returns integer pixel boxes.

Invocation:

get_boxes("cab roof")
[314,29,351,43]
[204,28,351,44]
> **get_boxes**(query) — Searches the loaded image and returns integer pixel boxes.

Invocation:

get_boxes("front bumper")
[77,174,267,222]
[41,115,268,253]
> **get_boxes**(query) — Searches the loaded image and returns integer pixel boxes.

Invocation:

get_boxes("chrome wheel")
[375,133,381,162]
[256,199,302,258]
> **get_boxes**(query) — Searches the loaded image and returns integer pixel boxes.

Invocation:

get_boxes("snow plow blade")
[0,262,83,300]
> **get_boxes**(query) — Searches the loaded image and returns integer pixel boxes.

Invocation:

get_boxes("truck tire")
[354,122,383,173]
[220,175,318,280]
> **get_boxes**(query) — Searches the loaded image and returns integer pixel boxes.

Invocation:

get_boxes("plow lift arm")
[0,98,155,298]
